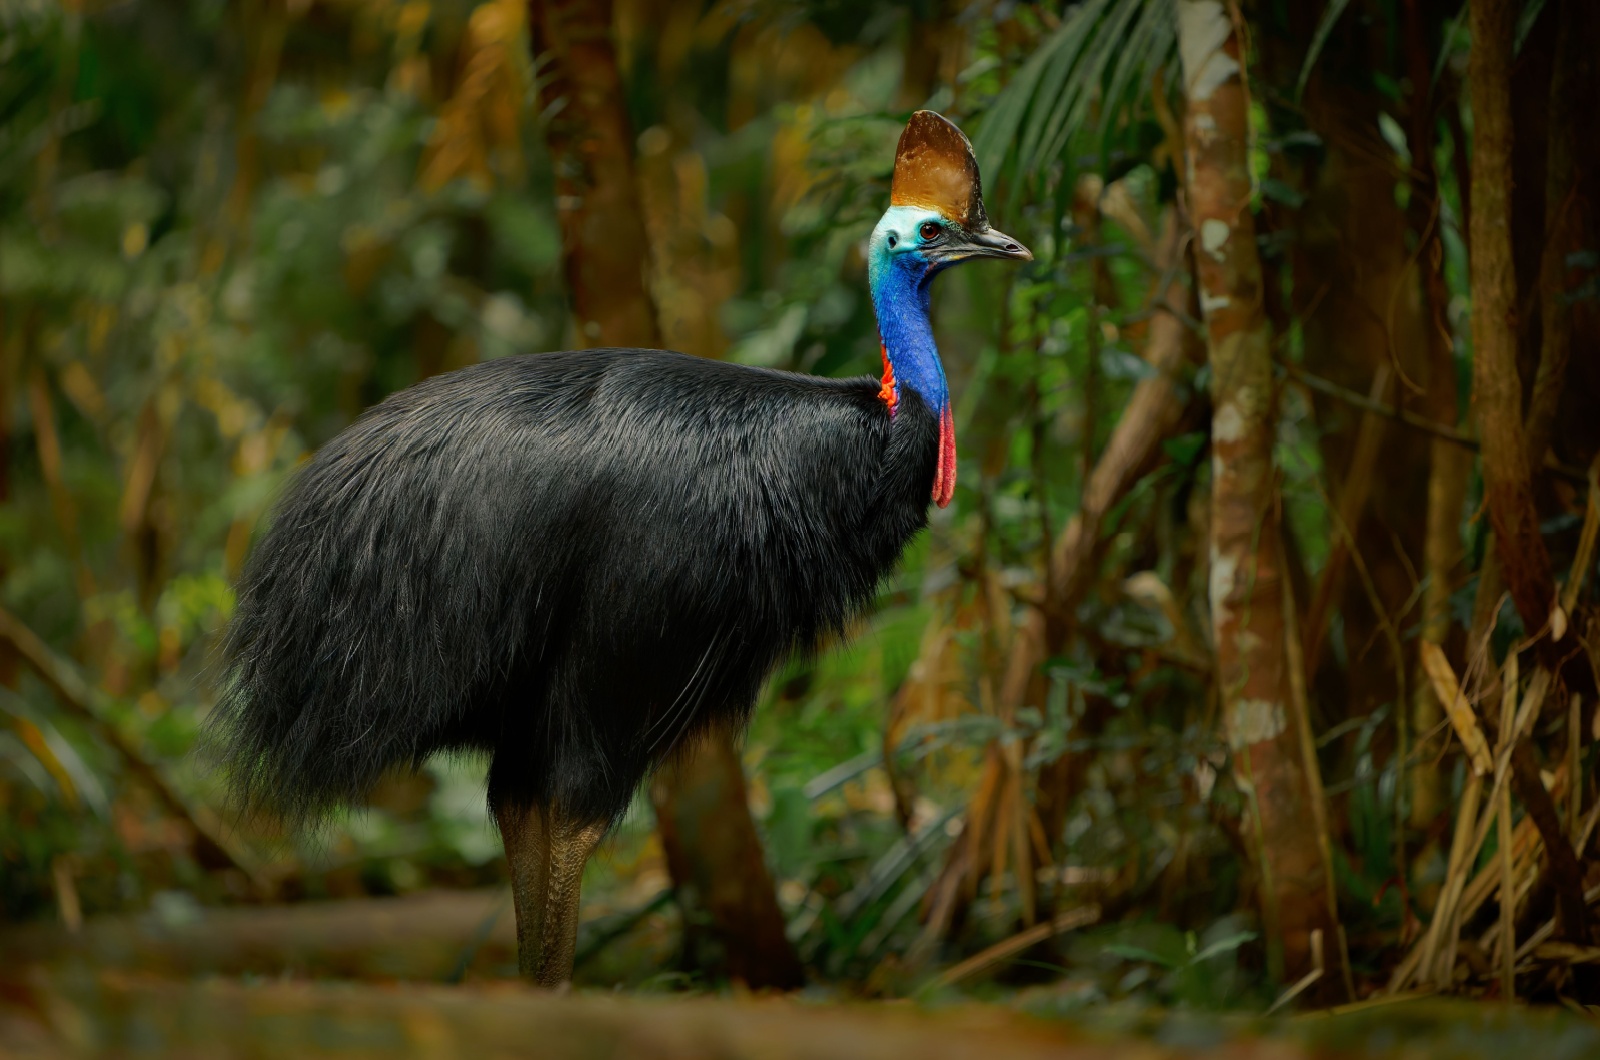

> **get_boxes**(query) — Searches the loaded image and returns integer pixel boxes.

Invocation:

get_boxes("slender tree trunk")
[649,732,804,987]
[529,0,802,988]
[1178,0,1342,998]
[1527,0,1591,471]
[1468,0,1592,947]
[1403,0,1470,834]
[530,0,658,349]
[1469,0,1553,630]
[1545,0,1600,482]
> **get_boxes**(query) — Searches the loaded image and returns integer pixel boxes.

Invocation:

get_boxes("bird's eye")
[919,221,942,241]
[886,233,897,248]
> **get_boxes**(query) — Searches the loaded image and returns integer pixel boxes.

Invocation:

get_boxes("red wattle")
[877,343,898,413]
[933,404,956,508]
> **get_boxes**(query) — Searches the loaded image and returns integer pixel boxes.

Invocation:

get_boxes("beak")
[933,225,1033,264]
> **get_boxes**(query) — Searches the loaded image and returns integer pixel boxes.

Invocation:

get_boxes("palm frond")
[1295,0,1352,101]
[974,0,1179,195]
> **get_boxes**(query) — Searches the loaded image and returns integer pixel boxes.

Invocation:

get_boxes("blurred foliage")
[4,0,1592,1019]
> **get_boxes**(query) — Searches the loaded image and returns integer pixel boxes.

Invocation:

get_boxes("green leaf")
[1191,930,1257,964]
[1515,0,1550,55]
[1295,0,1352,101]
[1431,1,1469,88]
[1104,943,1182,969]
[1101,0,1177,160]
[976,0,1178,196]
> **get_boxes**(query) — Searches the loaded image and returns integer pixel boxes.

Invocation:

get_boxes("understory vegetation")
[4,0,1600,1038]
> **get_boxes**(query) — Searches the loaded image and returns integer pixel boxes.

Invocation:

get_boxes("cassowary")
[213,111,1030,986]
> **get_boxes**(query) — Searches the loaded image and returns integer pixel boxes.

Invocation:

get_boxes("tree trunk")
[650,731,804,989]
[1524,0,1582,471]
[1468,0,1593,949]
[1469,0,1553,632]
[1178,0,1343,998]
[1403,0,1470,835]
[1548,0,1600,477]
[529,0,659,350]
[529,0,801,988]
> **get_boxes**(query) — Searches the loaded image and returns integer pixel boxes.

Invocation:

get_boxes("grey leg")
[495,800,605,987]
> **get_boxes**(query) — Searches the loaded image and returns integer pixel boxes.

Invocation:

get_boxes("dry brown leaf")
[930,905,1101,989]
[1419,642,1493,775]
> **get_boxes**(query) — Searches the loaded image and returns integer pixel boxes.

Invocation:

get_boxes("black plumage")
[214,349,937,828]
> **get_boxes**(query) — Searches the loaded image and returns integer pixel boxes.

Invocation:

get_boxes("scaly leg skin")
[495,800,605,987]
[538,813,605,986]
[496,799,551,982]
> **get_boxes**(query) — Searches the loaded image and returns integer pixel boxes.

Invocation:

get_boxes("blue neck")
[869,238,947,417]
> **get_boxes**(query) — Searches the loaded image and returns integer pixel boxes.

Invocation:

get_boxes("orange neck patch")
[877,342,899,414]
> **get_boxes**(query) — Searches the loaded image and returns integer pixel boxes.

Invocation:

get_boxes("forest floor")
[5,970,1600,1059]
[4,891,1600,1059]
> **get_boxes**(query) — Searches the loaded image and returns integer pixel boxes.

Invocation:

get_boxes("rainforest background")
[4,0,1600,1053]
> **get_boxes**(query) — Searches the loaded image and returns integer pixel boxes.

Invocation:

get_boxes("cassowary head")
[871,110,1032,271]
[867,111,1030,510]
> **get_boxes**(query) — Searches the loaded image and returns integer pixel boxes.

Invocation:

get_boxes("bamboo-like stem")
[1464,666,1549,871]
[1497,655,1517,1000]
[1499,781,1515,999]
[1569,695,1582,841]
[1300,364,1390,677]
[1402,0,1469,834]
[1392,655,1532,994]
[1423,770,1483,988]
[1283,568,1353,1002]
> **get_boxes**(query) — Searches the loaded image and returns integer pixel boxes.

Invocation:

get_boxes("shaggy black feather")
[211,348,938,827]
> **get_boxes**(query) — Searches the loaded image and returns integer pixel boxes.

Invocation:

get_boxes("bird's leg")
[495,799,604,987]
[538,812,605,985]
[497,799,552,982]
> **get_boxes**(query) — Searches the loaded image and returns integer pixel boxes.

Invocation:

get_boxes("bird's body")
[214,111,1028,985]
[218,348,937,828]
